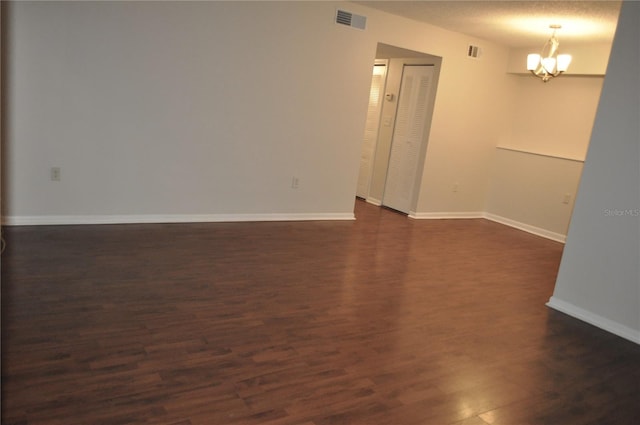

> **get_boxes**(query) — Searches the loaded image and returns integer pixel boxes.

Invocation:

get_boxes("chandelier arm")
[530,69,564,83]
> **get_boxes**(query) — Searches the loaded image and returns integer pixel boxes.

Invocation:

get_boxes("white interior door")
[356,63,387,198]
[382,65,434,213]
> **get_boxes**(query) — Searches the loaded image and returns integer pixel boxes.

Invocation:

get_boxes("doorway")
[356,43,441,215]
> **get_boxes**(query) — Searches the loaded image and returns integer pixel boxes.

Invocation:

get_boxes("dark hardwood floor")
[2,199,639,425]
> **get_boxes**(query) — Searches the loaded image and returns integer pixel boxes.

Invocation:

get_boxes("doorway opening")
[356,43,441,215]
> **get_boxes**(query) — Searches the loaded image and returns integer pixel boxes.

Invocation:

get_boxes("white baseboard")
[547,297,640,345]
[409,211,484,219]
[365,198,382,206]
[407,211,565,242]
[483,213,566,243]
[2,209,566,244]
[2,213,355,226]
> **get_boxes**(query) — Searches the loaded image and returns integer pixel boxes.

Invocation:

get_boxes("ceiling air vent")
[336,9,367,30]
[467,44,483,59]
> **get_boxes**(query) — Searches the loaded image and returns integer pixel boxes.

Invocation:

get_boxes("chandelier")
[527,25,572,83]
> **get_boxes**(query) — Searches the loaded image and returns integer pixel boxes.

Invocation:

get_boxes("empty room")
[2,1,639,424]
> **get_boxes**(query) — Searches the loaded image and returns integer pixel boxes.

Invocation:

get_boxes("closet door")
[383,65,434,213]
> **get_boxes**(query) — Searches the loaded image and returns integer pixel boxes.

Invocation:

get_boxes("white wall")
[484,75,604,239]
[3,1,514,224]
[485,149,583,242]
[498,75,603,161]
[548,1,640,344]
[4,1,374,222]
[412,33,512,215]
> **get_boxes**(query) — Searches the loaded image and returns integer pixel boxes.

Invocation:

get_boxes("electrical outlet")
[50,167,61,181]
[291,176,299,189]
[452,183,459,193]
[563,193,571,204]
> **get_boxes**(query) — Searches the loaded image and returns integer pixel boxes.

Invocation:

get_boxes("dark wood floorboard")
[2,199,639,425]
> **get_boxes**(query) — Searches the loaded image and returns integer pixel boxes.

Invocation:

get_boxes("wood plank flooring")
[2,199,639,425]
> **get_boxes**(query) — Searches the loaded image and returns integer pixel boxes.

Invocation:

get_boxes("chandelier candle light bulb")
[527,24,572,82]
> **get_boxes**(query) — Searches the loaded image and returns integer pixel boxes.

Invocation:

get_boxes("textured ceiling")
[355,1,622,47]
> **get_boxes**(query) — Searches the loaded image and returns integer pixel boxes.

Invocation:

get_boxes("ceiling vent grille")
[336,9,367,30]
[467,44,483,59]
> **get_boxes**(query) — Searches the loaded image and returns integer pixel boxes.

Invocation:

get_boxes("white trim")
[408,211,566,242]
[2,209,567,243]
[409,211,484,219]
[496,146,585,163]
[547,297,640,345]
[483,213,566,243]
[2,213,355,226]
[365,198,382,206]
